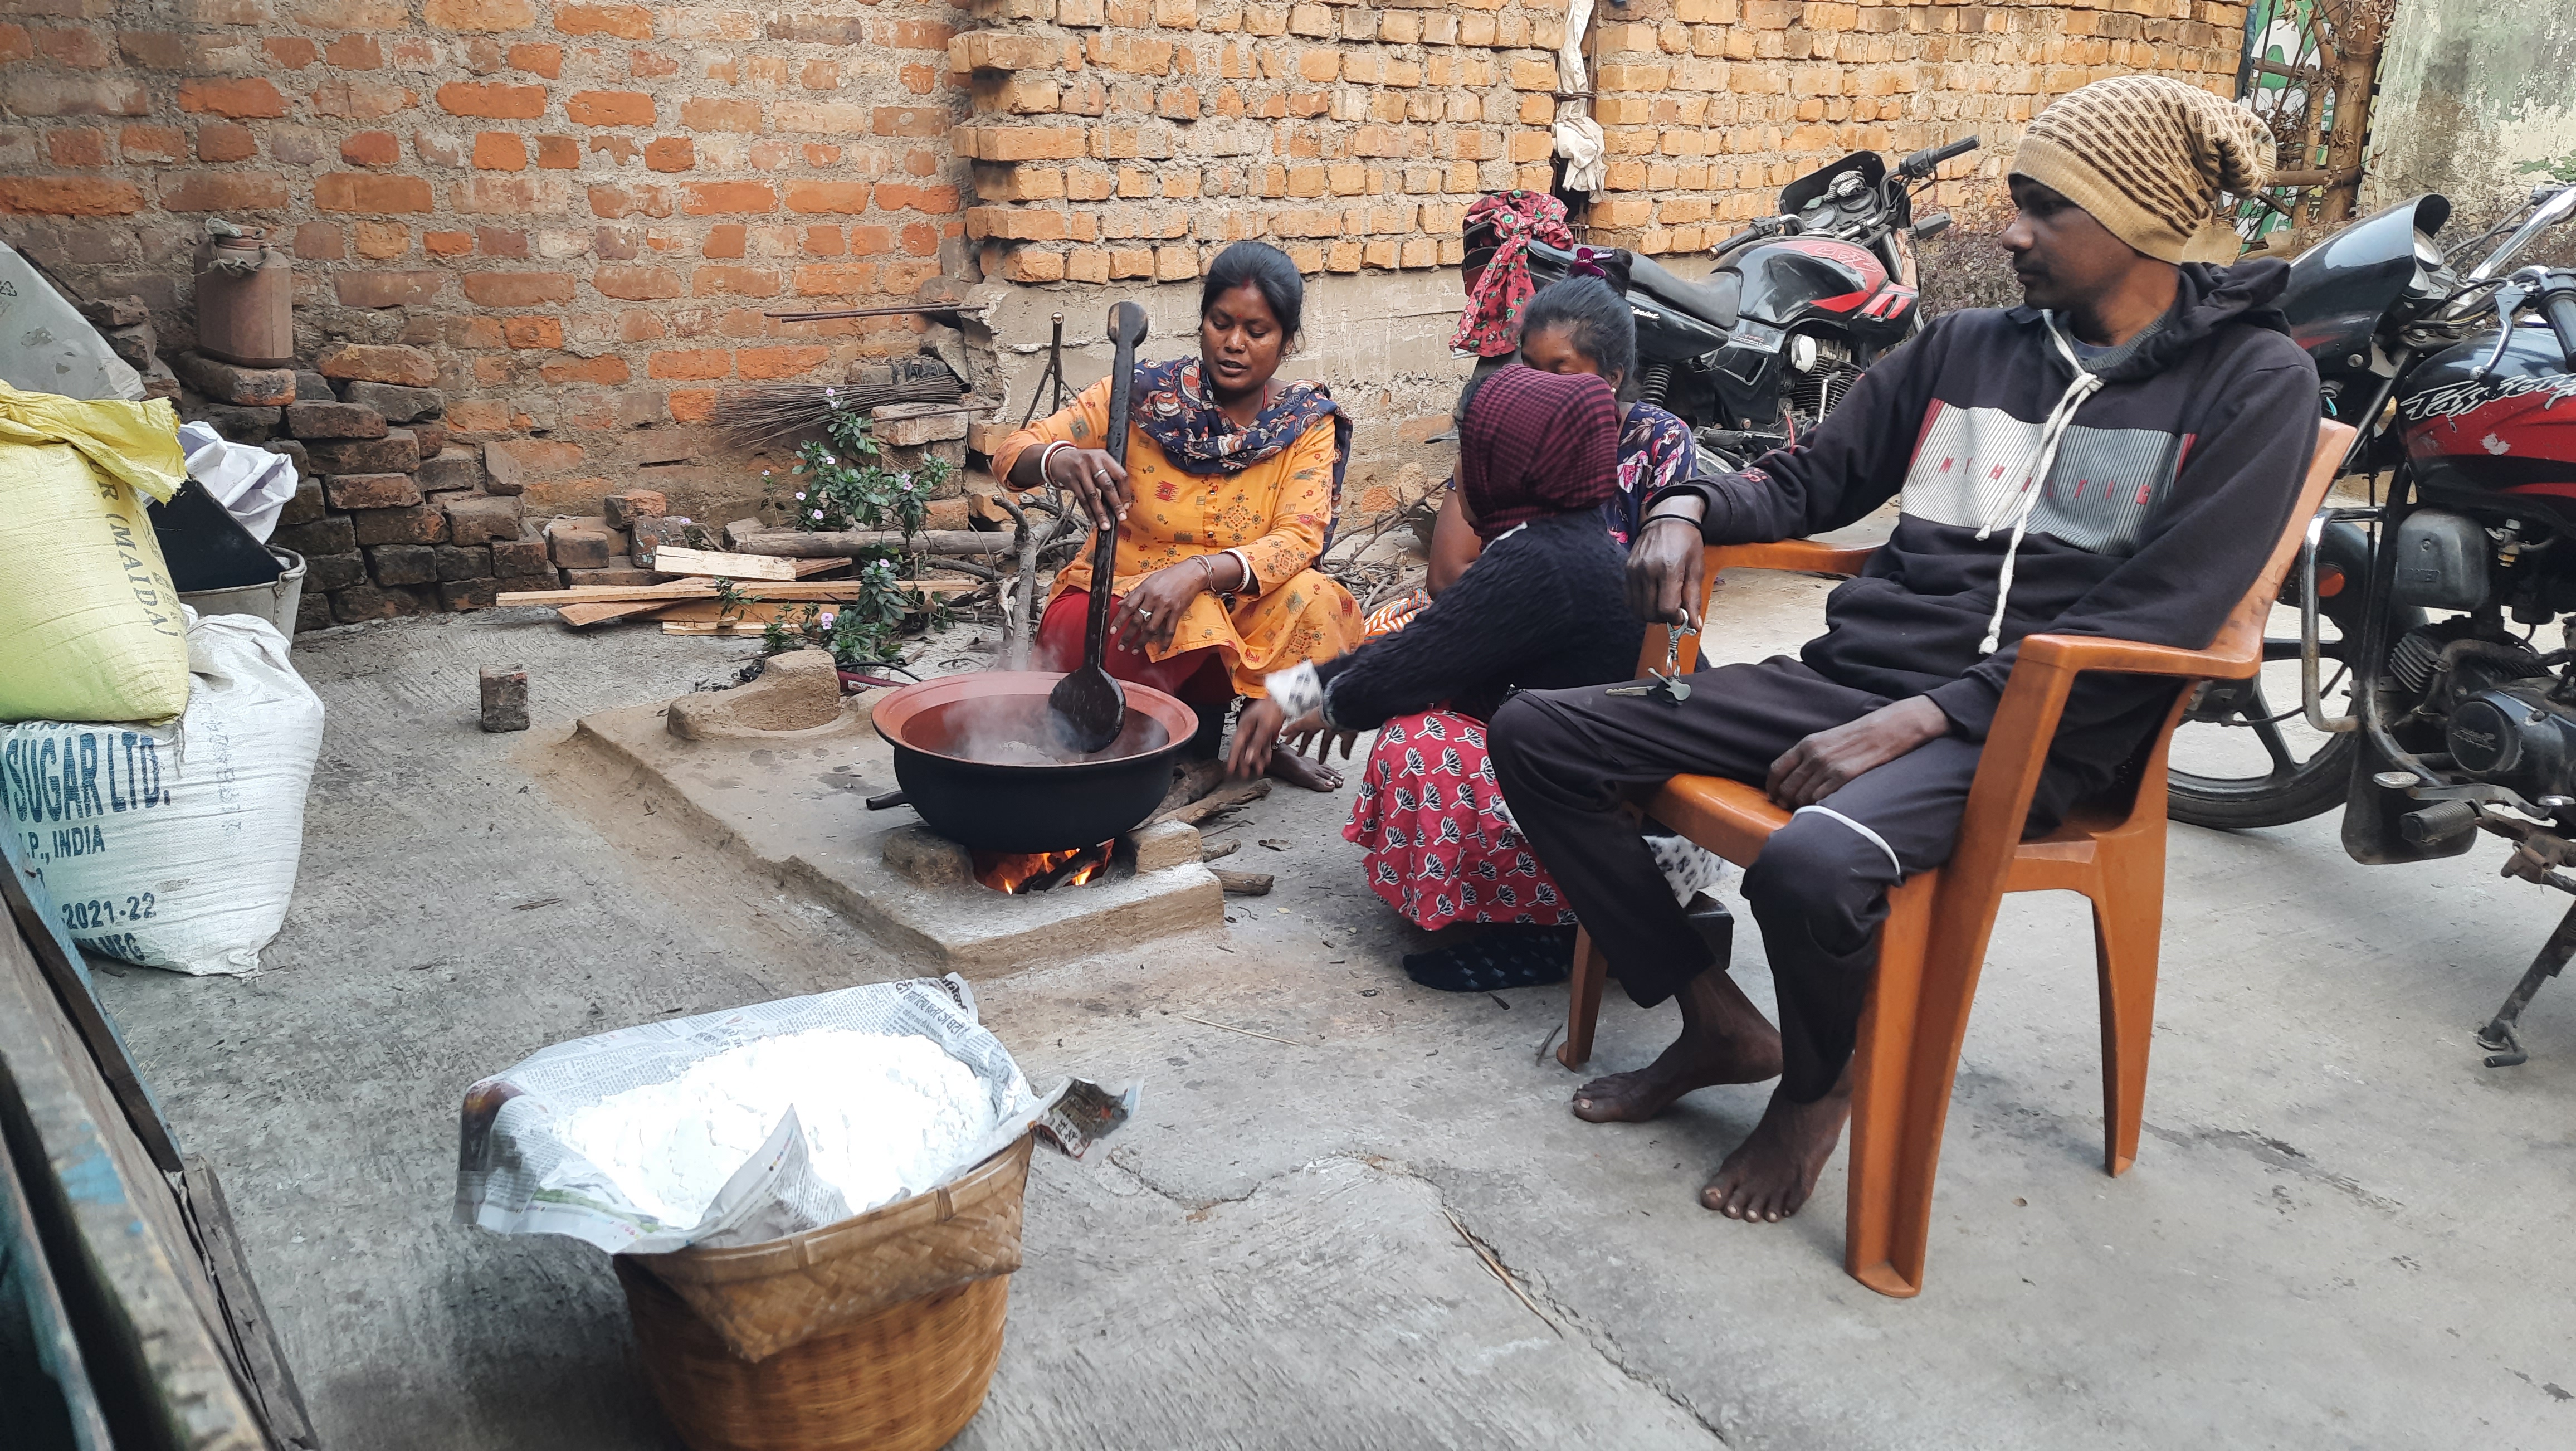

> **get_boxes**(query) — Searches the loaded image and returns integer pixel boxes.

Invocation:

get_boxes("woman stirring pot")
[993,241,1364,790]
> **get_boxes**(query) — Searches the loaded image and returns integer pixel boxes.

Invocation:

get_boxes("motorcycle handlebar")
[1900,134,1979,178]
[2544,285,2576,373]
[1714,216,1792,255]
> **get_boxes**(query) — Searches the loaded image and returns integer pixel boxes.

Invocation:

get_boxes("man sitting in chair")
[1488,76,2320,1224]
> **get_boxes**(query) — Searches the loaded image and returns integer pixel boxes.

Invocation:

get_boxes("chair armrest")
[2013,631,2255,683]
[1705,540,1880,577]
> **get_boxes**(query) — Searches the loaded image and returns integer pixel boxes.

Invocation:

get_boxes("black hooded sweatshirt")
[1650,257,2320,792]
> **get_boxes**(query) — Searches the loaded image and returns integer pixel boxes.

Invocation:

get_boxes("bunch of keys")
[1607,620,1696,704]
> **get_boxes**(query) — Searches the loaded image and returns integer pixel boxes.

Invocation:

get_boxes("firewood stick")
[1152,778,1270,827]
[1212,868,1273,896]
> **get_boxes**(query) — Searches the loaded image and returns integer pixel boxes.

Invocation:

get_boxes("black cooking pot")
[871,671,1197,852]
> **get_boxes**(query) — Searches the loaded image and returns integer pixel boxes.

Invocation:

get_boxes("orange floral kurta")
[994,376,1363,698]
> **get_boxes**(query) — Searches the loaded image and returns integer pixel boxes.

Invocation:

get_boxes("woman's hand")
[1227,697,1289,779]
[1110,564,1207,655]
[1626,513,1711,630]
[1044,445,1132,529]
[1282,709,1359,765]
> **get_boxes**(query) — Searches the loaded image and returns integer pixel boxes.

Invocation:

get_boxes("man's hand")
[1765,697,1950,809]
[1046,445,1132,528]
[1227,697,1289,779]
[1626,510,1710,629]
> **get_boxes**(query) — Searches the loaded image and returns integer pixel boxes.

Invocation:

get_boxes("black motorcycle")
[2164,181,2576,1064]
[1514,136,1978,462]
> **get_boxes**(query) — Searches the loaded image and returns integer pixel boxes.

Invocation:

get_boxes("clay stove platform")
[563,697,1224,972]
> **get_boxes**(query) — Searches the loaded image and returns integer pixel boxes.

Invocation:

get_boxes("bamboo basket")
[614,1136,1032,1451]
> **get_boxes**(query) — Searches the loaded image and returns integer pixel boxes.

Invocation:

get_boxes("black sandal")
[1401,927,1579,992]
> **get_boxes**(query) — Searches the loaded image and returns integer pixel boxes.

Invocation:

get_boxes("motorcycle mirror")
[1912,212,1954,240]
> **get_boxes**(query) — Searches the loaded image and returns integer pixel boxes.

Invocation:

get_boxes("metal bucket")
[178,547,305,640]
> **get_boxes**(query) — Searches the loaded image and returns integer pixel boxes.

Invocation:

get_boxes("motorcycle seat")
[1626,254,1741,331]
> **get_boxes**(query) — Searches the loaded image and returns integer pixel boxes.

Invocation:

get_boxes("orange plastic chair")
[1559,419,2354,1298]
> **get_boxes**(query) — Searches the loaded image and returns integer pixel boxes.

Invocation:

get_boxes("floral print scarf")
[1450,190,1574,358]
[1131,357,1353,543]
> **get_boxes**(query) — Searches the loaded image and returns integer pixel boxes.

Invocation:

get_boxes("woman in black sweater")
[1232,366,1715,986]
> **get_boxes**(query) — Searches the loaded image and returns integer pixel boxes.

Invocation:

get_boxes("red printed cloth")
[1449,191,1574,358]
[1344,709,1570,929]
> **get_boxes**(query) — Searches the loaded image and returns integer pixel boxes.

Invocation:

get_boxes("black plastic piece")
[147,478,285,593]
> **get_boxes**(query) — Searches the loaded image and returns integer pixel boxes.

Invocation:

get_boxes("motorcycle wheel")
[2164,593,2412,830]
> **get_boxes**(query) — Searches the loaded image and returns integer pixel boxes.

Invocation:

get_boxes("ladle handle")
[1083,301,1152,669]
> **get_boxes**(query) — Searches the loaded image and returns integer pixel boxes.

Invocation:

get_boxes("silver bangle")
[1036,440,1074,484]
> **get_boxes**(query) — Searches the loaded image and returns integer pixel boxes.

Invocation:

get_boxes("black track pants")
[1489,656,2084,1103]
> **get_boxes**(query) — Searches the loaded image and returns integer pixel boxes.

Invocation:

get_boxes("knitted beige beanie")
[2011,75,2275,265]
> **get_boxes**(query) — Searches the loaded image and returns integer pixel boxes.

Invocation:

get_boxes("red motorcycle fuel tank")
[2401,325,2576,522]
[1728,236,1916,346]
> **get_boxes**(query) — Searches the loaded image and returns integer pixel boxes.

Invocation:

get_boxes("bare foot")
[1570,970,1783,1123]
[1265,748,1342,792]
[1701,1072,1852,1223]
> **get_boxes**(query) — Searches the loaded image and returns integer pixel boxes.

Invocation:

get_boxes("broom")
[709,373,966,447]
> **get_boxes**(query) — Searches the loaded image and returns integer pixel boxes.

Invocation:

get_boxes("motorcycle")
[2164,181,2576,1065]
[1508,135,1978,464]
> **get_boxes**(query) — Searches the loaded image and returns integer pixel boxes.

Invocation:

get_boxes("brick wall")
[0,0,973,523]
[2,0,2247,555]
[954,0,2246,283]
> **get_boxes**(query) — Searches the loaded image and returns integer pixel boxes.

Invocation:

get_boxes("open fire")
[974,841,1114,894]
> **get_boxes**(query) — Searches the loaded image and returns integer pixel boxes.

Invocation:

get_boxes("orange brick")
[352,219,409,258]
[508,41,561,77]
[554,2,652,38]
[195,121,256,163]
[423,230,472,255]
[642,135,692,172]
[437,81,547,119]
[994,246,1064,283]
[534,134,578,168]
[177,76,285,118]
[119,124,186,163]
[566,89,652,126]
[872,106,947,138]
[425,0,534,28]
[735,344,827,378]
[315,172,434,212]
[472,131,526,170]
[877,18,954,50]
[491,317,557,352]
[782,180,871,214]
[36,27,110,67]
[593,263,683,299]
[874,181,958,213]
[685,265,773,296]
[263,36,318,67]
[0,176,145,215]
[682,181,775,215]
[792,262,881,295]
[587,182,672,218]
[966,206,1065,241]
[648,349,732,381]
[680,96,760,132]
[539,354,631,386]
[322,34,379,67]
[461,271,575,305]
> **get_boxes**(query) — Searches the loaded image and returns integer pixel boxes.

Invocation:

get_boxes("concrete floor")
[87,581,2576,1451]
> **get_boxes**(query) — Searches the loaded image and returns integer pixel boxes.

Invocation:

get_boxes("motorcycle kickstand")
[2476,895,2576,1067]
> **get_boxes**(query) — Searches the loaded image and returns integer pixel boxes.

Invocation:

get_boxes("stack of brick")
[950,0,2246,280]
[951,0,1554,284]
[224,343,539,629]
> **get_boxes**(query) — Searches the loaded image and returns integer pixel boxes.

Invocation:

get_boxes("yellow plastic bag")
[0,382,192,723]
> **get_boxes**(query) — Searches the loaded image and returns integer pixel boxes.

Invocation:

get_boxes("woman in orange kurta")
[992,241,1364,790]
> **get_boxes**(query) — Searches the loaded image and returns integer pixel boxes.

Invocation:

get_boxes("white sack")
[0,610,324,975]
[0,240,146,402]
[178,420,299,543]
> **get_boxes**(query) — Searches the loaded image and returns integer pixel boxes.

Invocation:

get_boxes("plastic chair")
[1559,419,2354,1298]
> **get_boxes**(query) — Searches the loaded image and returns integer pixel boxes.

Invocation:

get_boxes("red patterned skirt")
[1343,709,1571,930]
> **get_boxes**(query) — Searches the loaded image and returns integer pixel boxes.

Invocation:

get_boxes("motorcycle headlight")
[2412,228,2443,268]
[2407,228,2456,304]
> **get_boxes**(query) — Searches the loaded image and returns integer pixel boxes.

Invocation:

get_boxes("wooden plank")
[178,1158,319,1449]
[0,917,267,1450]
[645,546,798,581]
[501,580,870,607]
[555,558,850,627]
[731,529,1019,558]
[0,1118,112,1449]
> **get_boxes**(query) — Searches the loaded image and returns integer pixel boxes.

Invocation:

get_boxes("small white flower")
[812,509,825,519]
[824,387,836,396]
[794,491,806,500]
[818,611,837,629]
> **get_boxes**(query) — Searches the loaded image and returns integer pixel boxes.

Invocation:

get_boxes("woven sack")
[626,1134,1032,1364]
[0,384,190,724]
